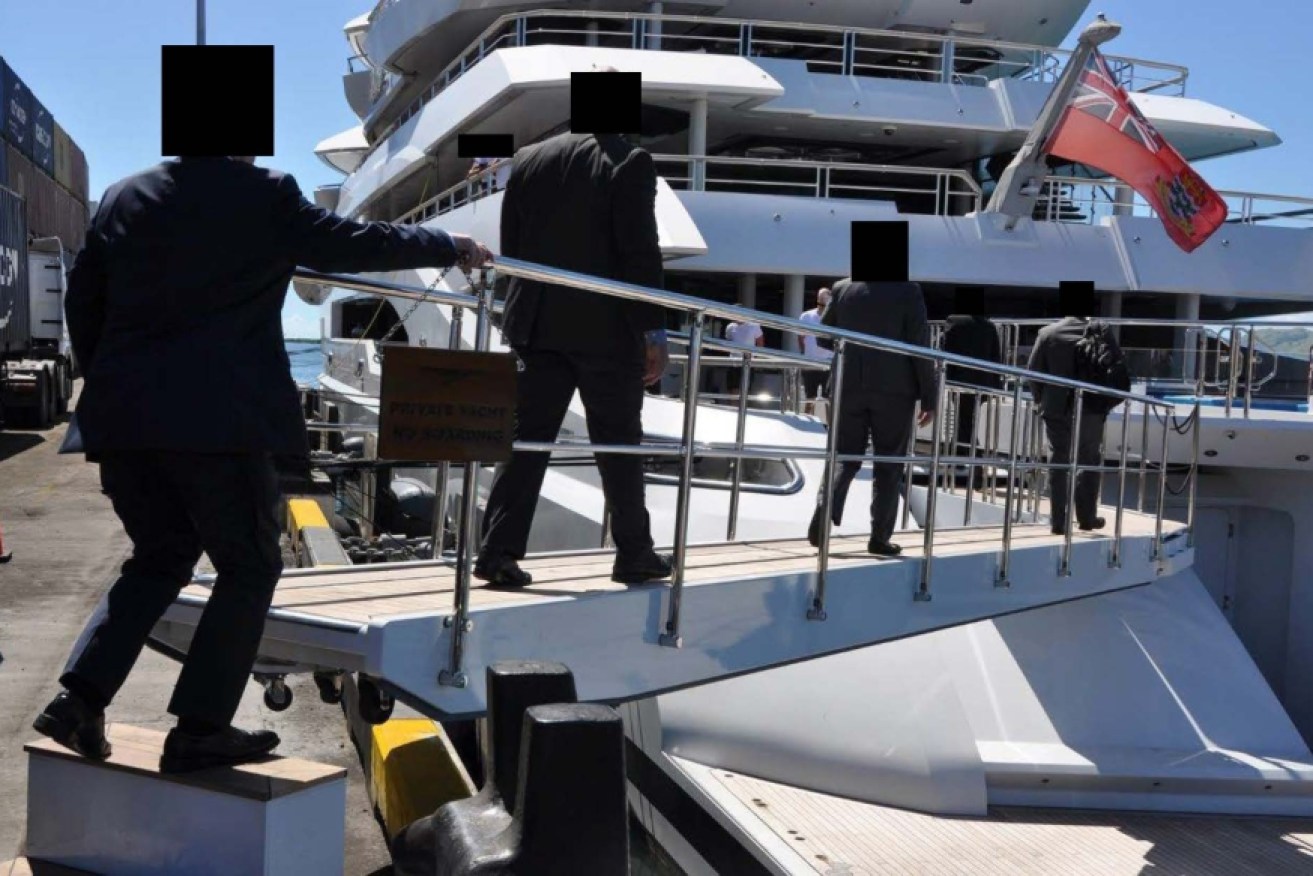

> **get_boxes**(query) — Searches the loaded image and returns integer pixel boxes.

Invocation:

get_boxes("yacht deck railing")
[990,318,1313,419]
[298,259,1196,687]
[369,9,1188,151]
[1036,177,1313,229]
[396,154,982,226]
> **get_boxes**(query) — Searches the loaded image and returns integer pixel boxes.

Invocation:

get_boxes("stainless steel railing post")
[917,362,948,602]
[1060,390,1084,577]
[809,340,846,621]
[901,400,916,531]
[726,351,752,541]
[1111,402,1131,568]
[1224,327,1240,418]
[989,394,1002,503]
[1244,325,1257,419]
[963,392,981,526]
[1137,399,1150,512]
[1187,398,1200,548]
[997,381,1024,587]
[660,312,706,647]
[1153,403,1171,565]
[440,278,494,687]
[429,305,465,560]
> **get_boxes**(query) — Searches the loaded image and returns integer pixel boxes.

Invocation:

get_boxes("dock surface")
[0,387,392,874]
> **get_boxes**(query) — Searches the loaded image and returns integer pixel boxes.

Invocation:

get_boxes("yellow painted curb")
[370,719,477,837]
[286,498,329,545]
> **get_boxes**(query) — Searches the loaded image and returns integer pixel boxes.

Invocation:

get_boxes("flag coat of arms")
[1046,49,1228,253]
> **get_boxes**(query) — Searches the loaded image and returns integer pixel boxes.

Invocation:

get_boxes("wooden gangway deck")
[159,508,1191,719]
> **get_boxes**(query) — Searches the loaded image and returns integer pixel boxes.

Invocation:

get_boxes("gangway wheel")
[313,670,345,704]
[255,673,293,712]
[357,674,394,725]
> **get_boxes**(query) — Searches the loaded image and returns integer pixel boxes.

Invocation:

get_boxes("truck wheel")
[55,362,70,416]
[31,371,52,429]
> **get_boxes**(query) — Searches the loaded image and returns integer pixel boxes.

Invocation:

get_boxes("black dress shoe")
[160,725,281,774]
[474,553,532,588]
[868,539,902,557]
[1079,516,1107,532]
[612,551,673,585]
[32,691,112,760]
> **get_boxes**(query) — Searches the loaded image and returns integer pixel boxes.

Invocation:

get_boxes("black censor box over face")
[379,347,517,463]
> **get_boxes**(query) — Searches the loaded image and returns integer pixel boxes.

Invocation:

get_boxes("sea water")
[286,340,324,386]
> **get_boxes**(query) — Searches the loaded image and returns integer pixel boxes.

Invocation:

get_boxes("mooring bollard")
[391,661,628,876]
[484,660,577,813]
[513,703,629,874]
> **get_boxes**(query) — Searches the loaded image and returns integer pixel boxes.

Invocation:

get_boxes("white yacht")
[301,0,1313,871]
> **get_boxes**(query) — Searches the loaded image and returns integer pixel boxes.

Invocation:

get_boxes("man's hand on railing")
[644,329,670,385]
[918,408,936,427]
[450,233,493,270]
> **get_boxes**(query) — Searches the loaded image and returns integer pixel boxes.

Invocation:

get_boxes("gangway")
[155,259,1199,720]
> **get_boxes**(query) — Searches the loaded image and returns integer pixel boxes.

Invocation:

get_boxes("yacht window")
[641,439,801,494]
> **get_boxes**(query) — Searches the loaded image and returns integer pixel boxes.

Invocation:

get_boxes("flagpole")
[197,0,206,45]
[984,14,1121,227]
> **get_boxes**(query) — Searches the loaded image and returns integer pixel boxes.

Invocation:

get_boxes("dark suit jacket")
[65,157,458,457]
[822,279,936,410]
[1026,316,1123,418]
[942,315,1003,390]
[498,132,664,359]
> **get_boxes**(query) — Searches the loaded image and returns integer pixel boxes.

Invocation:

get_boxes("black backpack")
[1072,320,1131,415]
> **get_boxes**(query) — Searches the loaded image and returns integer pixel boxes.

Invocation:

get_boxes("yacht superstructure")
[298,1,1313,871]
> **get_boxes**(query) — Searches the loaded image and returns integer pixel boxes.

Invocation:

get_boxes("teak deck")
[180,508,1173,626]
[709,765,1313,876]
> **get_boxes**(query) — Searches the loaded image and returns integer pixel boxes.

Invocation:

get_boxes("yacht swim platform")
[673,755,1313,876]
[158,506,1190,720]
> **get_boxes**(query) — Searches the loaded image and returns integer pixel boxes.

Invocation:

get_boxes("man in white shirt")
[725,320,764,348]
[724,320,764,394]
[798,287,833,403]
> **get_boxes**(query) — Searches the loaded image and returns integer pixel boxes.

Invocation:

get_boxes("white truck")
[1,185,75,430]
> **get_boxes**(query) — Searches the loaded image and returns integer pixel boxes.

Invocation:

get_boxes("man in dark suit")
[33,153,490,772]
[476,126,673,587]
[807,278,937,555]
[1027,282,1125,534]
[941,286,1002,486]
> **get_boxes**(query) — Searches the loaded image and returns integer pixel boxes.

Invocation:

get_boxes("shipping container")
[5,143,86,254]
[30,96,53,175]
[53,122,72,192]
[0,185,31,354]
[69,140,89,204]
[1,60,34,158]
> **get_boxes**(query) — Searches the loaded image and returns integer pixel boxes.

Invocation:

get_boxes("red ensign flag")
[1046,49,1227,253]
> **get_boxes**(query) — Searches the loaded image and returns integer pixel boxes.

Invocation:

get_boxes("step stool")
[25,725,346,876]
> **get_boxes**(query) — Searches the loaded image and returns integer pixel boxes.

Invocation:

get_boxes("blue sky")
[2,0,1310,338]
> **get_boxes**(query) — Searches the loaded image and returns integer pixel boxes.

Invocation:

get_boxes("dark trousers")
[482,349,654,561]
[803,368,828,400]
[63,452,283,725]
[1043,414,1106,528]
[816,394,916,544]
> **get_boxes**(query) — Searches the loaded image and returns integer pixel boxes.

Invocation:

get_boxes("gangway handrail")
[295,261,1196,687]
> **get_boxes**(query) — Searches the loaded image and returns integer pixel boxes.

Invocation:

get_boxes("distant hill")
[284,337,319,344]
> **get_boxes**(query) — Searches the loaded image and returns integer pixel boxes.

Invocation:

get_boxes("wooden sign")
[378,346,517,463]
